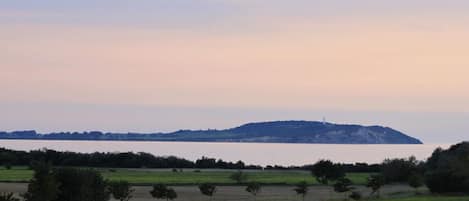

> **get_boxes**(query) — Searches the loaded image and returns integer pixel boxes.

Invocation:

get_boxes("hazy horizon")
[2,0,469,144]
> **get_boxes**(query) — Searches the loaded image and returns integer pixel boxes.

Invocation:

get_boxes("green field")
[0,167,370,185]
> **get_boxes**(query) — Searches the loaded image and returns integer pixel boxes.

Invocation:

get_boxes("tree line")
[0,148,380,171]
[0,148,257,169]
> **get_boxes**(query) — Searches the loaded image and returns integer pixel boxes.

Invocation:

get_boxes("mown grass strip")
[0,167,370,185]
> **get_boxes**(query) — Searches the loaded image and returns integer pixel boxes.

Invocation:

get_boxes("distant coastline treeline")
[0,147,380,172]
[0,120,423,144]
[0,130,171,141]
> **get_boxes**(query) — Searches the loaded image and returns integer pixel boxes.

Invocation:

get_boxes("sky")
[1,0,469,143]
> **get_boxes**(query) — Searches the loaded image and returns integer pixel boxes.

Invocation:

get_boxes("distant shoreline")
[0,138,425,145]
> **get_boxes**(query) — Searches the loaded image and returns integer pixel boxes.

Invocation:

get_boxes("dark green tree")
[0,152,15,170]
[150,184,177,201]
[381,156,421,183]
[229,170,248,184]
[53,168,110,201]
[109,181,134,201]
[293,181,308,201]
[366,174,385,197]
[198,183,217,201]
[0,193,20,201]
[425,142,469,193]
[22,161,59,201]
[312,160,345,185]
[245,182,261,200]
[333,178,353,200]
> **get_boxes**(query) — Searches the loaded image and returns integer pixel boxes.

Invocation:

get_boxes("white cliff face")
[348,128,386,143]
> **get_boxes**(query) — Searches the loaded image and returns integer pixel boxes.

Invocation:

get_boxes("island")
[0,121,422,144]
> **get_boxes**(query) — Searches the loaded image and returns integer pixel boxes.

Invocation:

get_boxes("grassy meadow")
[0,167,369,185]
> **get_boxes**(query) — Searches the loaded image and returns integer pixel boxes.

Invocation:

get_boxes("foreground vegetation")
[0,142,468,201]
[0,167,370,185]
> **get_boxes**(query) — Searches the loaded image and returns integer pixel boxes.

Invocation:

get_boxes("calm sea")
[0,140,450,166]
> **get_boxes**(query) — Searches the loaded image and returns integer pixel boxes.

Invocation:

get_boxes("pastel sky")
[1,0,469,143]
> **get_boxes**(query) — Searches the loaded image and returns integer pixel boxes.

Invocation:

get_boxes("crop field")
[101,169,370,185]
[0,167,370,185]
[0,182,439,201]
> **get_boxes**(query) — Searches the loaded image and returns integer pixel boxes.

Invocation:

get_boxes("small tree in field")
[230,170,248,184]
[198,183,217,201]
[333,177,353,200]
[366,174,385,198]
[312,160,345,185]
[4,164,12,170]
[0,193,20,201]
[245,182,261,201]
[53,167,110,201]
[408,173,424,194]
[109,181,134,201]
[150,184,167,200]
[165,188,177,201]
[293,181,308,201]
[22,161,59,201]
[150,184,177,201]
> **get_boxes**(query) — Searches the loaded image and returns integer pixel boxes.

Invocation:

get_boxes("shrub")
[150,184,177,201]
[198,183,217,200]
[166,188,177,201]
[4,164,12,170]
[245,182,261,199]
[333,177,353,195]
[293,181,308,201]
[0,193,20,201]
[349,191,362,200]
[408,173,424,194]
[150,184,167,199]
[109,181,134,201]
[366,174,385,197]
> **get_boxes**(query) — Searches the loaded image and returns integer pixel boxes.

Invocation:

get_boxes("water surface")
[0,140,449,166]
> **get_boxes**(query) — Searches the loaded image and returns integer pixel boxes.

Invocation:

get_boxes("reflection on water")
[0,140,450,166]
